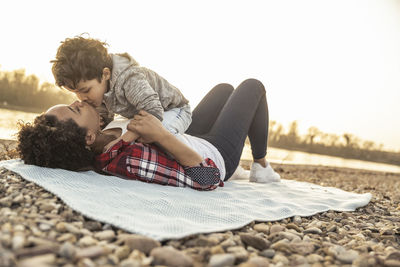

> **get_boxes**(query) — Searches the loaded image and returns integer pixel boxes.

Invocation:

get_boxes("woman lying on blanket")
[17,78,280,190]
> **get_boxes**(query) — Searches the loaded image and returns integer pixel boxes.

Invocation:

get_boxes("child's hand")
[127,110,167,144]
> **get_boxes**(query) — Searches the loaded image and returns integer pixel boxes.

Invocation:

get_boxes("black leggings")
[186,79,269,180]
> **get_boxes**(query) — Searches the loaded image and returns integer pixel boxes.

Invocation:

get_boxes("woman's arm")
[155,131,203,166]
[127,110,203,166]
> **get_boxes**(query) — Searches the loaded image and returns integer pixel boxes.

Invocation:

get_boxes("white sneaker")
[229,165,250,180]
[249,162,281,183]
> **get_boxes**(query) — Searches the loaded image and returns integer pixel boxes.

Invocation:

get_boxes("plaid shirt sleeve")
[95,140,223,191]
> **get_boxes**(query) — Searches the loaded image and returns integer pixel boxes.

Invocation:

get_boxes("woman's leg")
[196,79,269,180]
[186,83,234,135]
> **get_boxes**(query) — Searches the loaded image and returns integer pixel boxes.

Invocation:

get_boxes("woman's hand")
[127,110,168,144]
[129,110,203,166]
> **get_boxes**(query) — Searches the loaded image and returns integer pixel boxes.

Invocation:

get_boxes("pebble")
[208,253,236,267]
[79,228,93,236]
[83,221,102,231]
[381,228,396,235]
[78,236,98,247]
[124,234,161,254]
[269,224,285,234]
[306,253,323,263]
[210,245,225,255]
[289,241,316,255]
[259,248,275,258]
[14,224,25,232]
[38,223,52,231]
[107,254,120,265]
[94,230,115,241]
[55,222,67,232]
[57,233,77,243]
[185,235,220,247]
[120,258,141,267]
[12,194,24,204]
[129,250,152,265]
[78,257,96,267]
[0,249,15,267]
[207,233,227,243]
[304,227,322,234]
[240,256,270,267]
[64,223,81,234]
[278,231,301,242]
[329,245,359,264]
[272,253,289,265]
[271,240,291,253]
[76,246,107,259]
[11,234,25,250]
[40,203,56,212]
[18,253,55,267]
[114,245,130,260]
[15,244,59,258]
[293,215,302,225]
[353,255,378,267]
[150,246,194,267]
[286,223,302,232]
[226,246,249,262]
[327,224,337,232]
[220,237,236,249]
[0,196,12,207]
[253,223,269,234]
[384,259,400,267]
[291,254,308,265]
[386,251,400,261]
[240,233,270,250]
[59,242,76,260]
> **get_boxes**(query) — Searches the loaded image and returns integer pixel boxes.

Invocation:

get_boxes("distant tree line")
[0,68,75,112]
[266,120,400,166]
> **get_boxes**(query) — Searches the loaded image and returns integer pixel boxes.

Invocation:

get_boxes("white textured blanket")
[0,159,371,241]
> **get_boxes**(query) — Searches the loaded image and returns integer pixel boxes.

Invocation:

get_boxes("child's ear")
[102,68,111,81]
[85,130,97,146]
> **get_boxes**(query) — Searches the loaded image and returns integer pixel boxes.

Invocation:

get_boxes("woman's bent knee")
[239,78,266,94]
[214,83,234,94]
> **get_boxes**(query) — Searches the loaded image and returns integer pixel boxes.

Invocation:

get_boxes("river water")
[242,146,400,174]
[1,108,399,174]
[0,108,39,140]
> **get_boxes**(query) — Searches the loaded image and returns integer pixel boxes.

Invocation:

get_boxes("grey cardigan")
[102,53,189,121]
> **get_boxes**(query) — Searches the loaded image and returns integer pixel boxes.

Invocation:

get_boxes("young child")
[50,36,192,142]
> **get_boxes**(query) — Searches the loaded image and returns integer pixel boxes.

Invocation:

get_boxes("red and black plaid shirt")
[95,140,224,191]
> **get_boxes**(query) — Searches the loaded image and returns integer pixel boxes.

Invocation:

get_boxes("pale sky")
[1,0,400,151]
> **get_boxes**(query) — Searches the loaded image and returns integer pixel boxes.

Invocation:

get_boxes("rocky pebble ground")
[0,149,400,266]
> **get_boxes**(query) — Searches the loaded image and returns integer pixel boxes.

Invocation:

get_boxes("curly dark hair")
[51,35,113,89]
[17,114,95,171]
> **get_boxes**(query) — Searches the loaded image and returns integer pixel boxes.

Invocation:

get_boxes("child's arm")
[124,74,164,121]
[156,132,203,167]
[128,111,203,167]
[103,131,139,153]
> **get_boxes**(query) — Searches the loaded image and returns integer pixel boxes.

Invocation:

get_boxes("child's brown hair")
[51,35,113,90]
